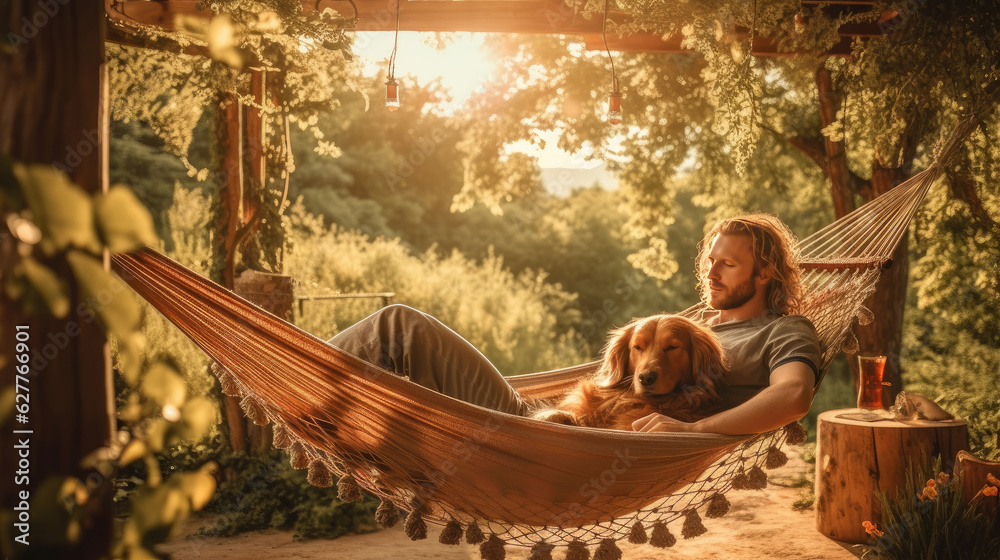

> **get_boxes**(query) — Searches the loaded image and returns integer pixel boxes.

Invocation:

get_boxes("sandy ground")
[160,448,865,560]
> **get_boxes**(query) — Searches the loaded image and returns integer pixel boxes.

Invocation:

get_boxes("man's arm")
[632,361,815,435]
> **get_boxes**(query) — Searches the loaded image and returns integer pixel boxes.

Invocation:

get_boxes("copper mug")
[857,354,890,410]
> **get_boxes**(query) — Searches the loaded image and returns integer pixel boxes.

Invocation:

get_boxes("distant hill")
[539,164,618,196]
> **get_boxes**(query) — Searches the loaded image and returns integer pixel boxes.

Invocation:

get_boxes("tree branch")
[946,168,1000,234]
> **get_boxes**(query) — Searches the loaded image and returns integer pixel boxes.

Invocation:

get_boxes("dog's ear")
[596,322,634,387]
[686,321,726,402]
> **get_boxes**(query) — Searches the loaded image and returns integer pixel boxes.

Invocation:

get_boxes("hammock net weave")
[109,116,977,555]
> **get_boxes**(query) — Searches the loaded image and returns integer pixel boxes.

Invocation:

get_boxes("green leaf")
[165,463,217,511]
[129,483,191,542]
[118,332,146,387]
[13,164,101,255]
[141,361,186,409]
[21,257,71,318]
[66,249,140,340]
[170,396,216,443]
[94,185,159,253]
[117,439,147,468]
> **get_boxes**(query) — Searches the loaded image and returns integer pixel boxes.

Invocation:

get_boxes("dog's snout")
[638,370,658,387]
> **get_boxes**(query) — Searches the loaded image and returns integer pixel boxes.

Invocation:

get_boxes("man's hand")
[632,362,815,436]
[632,413,698,433]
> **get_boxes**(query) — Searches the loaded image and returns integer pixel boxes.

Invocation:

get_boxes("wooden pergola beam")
[106,0,884,55]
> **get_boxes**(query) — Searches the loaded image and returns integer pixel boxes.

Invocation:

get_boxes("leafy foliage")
[861,457,1000,560]
[202,448,380,540]
[0,160,219,558]
[284,199,590,373]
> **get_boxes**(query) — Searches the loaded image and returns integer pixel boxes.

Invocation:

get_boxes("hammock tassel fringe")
[307,460,332,487]
[565,539,589,560]
[480,534,505,560]
[212,362,240,396]
[375,498,399,528]
[466,522,486,544]
[766,445,789,469]
[527,541,555,560]
[649,521,676,548]
[628,520,647,543]
[240,394,269,426]
[289,442,311,469]
[404,507,427,541]
[748,465,769,489]
[439,519,463,545]
[593,538,622,560]
[681,509,706,539]
[337,474,362,501]
[705,493,731,518]
[783,421,807,445]
[272,423,292,449]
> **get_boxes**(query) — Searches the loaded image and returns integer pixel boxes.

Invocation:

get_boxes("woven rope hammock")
[111,115,981,557]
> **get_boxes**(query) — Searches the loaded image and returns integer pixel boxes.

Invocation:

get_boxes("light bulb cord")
[388,0,400,80]
[602,0,618,93]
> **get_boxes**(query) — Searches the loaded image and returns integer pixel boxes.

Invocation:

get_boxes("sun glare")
[352,31,494,115]
[351,31,610,172]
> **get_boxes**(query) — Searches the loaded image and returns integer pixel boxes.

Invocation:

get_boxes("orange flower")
[926,479,936,488]
[919,485,939,501]
[984,485,998,497]
[937,472,950,486]
[987,473,1000,487]
[863,520,884,538]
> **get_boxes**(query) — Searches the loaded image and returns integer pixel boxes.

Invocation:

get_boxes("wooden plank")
[107,0,883,53]
[583,33,857,56]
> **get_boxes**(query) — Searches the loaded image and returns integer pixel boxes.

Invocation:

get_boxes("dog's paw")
[531,409,579,426]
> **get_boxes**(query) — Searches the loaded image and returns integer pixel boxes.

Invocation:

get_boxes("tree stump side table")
[815,409,969,544]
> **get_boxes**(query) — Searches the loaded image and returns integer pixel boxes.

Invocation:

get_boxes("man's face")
[704,234,760,311]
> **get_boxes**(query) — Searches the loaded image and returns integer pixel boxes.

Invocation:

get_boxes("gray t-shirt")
[710,313,822,409]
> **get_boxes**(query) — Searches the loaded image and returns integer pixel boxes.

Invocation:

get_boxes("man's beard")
[708,276,757,310]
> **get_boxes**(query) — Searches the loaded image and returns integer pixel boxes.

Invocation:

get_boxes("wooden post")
[233,269,295,453]
[0,2,114,557]
[815,410,969,544]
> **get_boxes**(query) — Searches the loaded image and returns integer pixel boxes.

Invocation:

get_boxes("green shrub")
[903,330,1000,461]
[284,199,591,375]
[200,449,380,540]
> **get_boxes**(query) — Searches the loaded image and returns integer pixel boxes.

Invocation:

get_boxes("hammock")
[110,116,980,556]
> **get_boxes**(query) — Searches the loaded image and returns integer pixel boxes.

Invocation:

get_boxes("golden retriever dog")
[531,314,727,430]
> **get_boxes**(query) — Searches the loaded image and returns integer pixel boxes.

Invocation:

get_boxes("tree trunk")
[814,68,912,405]
[857,162,912,405]
[816,68,858,217]
[0,2,113,557]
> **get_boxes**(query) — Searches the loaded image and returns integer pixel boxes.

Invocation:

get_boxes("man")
[330,212,820,436]
[633,213,820,435]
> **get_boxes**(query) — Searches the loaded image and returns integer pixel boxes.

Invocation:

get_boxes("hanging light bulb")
[385,0,401,111]
[601,0,622,125]
[606,90,622,125]
[385,78,400,112]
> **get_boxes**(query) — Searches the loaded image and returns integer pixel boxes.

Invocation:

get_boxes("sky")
[351,31,607,170]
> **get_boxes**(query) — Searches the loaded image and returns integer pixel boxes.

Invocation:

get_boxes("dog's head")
[595,314,726,407]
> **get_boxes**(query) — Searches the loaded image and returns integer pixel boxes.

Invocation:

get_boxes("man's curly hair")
[696,213,803,316]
